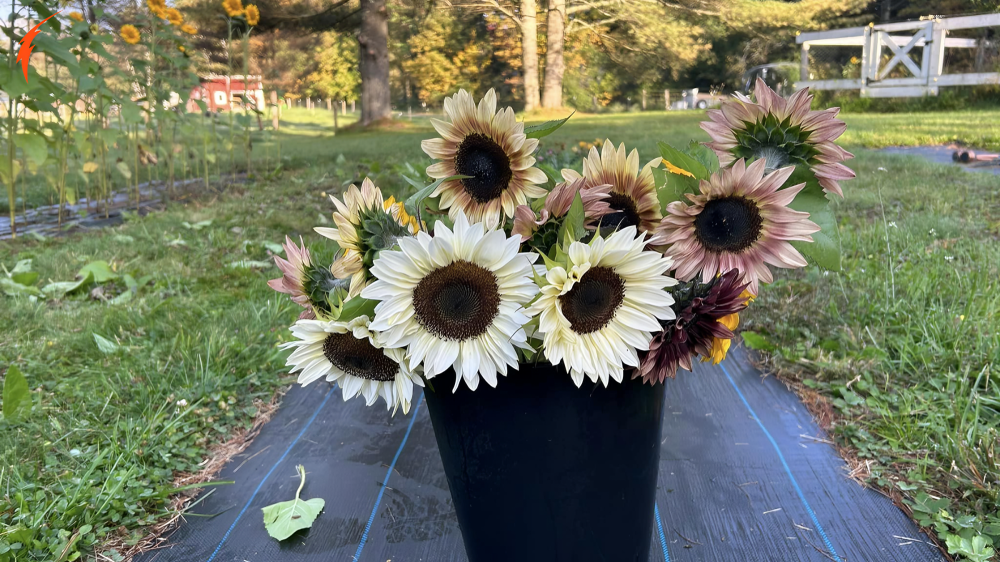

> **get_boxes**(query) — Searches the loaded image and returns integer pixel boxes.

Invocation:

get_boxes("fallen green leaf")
[78,261,118,283]
[0,278,42,297]
[3,365,31,421]
[262,465,324,541]
[42,271,94,298]
[93,334,119,354]
[181,220,214,230]
[227,260,273,269]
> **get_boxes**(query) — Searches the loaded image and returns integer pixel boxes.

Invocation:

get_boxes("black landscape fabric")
[136,347,946,562]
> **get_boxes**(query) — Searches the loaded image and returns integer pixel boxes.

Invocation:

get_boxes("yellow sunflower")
[120,24,141,44]
[421,89,548,228]
[561,140,662,235]
[222,0,244,17]
[244,4,260,25]
[68,11,84,22]
[164,7,183,25]
[180,24,197,34]
[146,0,167,18]
[702,290,754,364]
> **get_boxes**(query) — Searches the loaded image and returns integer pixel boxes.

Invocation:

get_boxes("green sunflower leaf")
[558,192,586,246]
[0,278,42,297]
[655,166,699,212]
[262,465,325,542]
[2,365,30,422]
[524,111,575,139]
[338,297,378,322]
[657,142,709,180]
[686,141,720,174]
[741,331,774,352]
[10,272,39,287]
[786,171,841,271]
[14,134,49,168]
[403,175,471,219]
[10,260,33,275]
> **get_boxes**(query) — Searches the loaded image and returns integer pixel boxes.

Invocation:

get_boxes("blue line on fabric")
[719,361,843,562]
[654,503,671,562]
[206,385,336,562]
[352,392,424,561]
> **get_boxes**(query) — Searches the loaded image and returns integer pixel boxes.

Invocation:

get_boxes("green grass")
[744,151,1000,559]
[1,108,998,561]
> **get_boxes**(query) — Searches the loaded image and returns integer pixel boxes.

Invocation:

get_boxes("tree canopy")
[159,0,988,111]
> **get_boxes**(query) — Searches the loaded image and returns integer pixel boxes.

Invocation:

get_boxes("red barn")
[188,74,265,113]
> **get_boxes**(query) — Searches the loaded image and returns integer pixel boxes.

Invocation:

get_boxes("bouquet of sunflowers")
[268,80,853,415]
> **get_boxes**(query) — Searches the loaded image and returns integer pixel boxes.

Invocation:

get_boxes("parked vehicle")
[741,63,800,96]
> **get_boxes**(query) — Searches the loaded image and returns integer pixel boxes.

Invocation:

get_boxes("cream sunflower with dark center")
[282,316,423,414]
[701,77,855,197]
[421,89,548,228]
[527,227,676,387]
[362,211,539,391]
[657,158,820,295]
[561,140,661,234]
[315,178,420,297]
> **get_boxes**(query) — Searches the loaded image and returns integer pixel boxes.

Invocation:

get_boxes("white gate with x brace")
[795,13,1000,97]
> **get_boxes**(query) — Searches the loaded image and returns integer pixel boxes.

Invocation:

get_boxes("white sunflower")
[282,316,424,415]
[421,89,548,228]
[527,227,677,386]
[361,211,539,392]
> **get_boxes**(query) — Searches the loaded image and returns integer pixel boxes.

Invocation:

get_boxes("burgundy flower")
[634,269,750,384]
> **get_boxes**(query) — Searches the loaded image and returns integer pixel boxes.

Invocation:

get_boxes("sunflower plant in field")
[269,82,853,413]
[1,0,213,241]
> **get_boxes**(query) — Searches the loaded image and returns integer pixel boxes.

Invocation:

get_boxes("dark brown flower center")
[413,260,500,340]
[693,196,763,254]
[559,266,625,334]
[599,192,641,234]
[455,133,513,203]
[323,332,399,382]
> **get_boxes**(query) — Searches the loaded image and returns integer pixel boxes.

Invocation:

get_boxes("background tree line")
[97,0,1000,124]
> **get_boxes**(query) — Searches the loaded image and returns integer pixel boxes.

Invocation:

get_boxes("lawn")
[1,107,998,561]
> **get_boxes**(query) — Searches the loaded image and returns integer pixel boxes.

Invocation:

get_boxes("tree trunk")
[541,0,565,109]
[358,0,391,126]
[520,0,540,111]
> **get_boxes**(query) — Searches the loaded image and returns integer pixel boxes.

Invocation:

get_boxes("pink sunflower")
[511,177,613,243]
[268,236,315,319]
[658,158,820,295]
[701,77,855,197]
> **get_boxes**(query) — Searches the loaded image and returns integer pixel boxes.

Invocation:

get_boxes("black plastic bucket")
[424,362,665,562]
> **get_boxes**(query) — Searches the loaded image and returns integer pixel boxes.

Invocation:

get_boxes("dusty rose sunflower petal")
[657,159,820,295]
[700,77,854,198]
